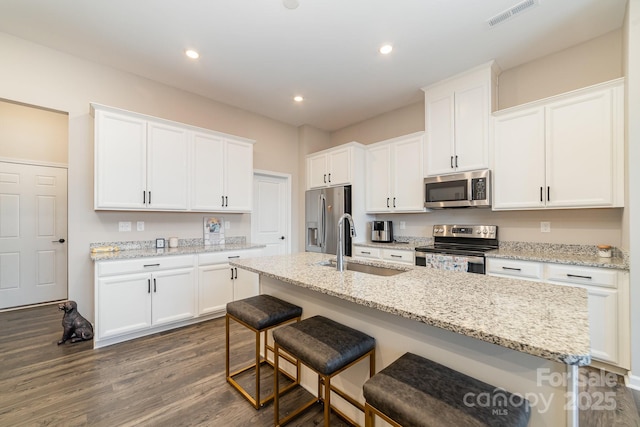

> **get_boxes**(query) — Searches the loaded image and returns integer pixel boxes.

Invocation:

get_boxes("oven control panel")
[432,225,497,239]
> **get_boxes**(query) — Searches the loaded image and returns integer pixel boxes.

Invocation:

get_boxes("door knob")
[52,238,66,243]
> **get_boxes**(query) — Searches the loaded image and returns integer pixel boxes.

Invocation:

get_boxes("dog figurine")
[58,300,94,345]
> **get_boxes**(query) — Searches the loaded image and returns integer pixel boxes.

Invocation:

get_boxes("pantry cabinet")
[486,257,629,369]
[423,61,499,176]
[95,255,197,344]
[492,79,624,210]
[191,132,254,212]
[92,103,254,213]
[365,132,425,213]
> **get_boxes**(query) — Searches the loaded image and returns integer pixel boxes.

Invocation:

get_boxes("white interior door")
[252,171,290,256]
[0,162,68,309]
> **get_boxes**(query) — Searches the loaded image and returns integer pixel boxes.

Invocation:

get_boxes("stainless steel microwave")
[424,170,491,208]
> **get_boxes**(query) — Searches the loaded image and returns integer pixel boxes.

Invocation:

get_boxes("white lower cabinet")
[197,249,262,316]
[486,258,629,369]
[353,246,414,265]
[95,249,262,348]
[96,255,197,343]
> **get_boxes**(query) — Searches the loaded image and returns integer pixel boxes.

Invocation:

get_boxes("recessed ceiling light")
[379,44,393,55]
[283,0,299,9]
[293,95,304,102]
[185,49,200,59]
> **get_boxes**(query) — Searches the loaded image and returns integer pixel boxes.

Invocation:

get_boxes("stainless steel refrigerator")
[305,185,352,256]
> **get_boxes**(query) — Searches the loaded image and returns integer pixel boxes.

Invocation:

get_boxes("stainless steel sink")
[317,260,407,276]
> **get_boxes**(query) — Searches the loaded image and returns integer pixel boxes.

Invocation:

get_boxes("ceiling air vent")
[487,0,540,28]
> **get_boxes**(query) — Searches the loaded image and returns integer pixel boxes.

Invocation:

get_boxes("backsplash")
[90,236,247,251]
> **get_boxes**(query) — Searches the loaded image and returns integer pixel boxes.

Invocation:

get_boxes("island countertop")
[231,252,591,366]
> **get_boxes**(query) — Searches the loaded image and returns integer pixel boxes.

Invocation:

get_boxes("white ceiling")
[0,0,628,131]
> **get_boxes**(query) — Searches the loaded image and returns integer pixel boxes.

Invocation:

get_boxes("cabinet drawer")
[546,264,617,288]
[198,248,263,266]
[381,249,414,264]
[486,258,543,281]
[353,246,381,259]
[97,255,195,276]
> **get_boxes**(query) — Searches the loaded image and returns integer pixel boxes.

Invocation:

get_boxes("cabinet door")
[585,286,618,364]
[233,268,259,301]
[151,267,197,326]
[366,144,392,212]
[198,263,234,316]
[97,272,151,339]
[425,93,455,176]
[95,111,147,209]
[392,136,424,211]
[327,147,351,186]
[147,122,189,210]
[545,89,615,208]
[307,153,328,189]
[454,84,489,172]
[492,108,546,209]
[191,132,225,211]
[224,139,253,212]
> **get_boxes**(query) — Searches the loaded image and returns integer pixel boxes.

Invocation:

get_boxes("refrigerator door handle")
[320,194,327,249]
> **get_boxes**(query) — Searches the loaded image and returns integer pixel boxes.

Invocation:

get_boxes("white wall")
[0,32,301,321]
[624,0,640,388]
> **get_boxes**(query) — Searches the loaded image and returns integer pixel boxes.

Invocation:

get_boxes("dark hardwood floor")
[0,304,638,426]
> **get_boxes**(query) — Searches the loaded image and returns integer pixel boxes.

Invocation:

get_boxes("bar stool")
[363,352,531,427]
[273,315,375,427]
[226,294,302,409]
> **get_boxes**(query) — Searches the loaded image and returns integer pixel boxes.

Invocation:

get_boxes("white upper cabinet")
[93,103,254,212]
[492,79,624,210]
[423,61,499,176]
[306,143,363,189]
[146,122,190,210]
[191,133,254,212]
[366,132,425,213]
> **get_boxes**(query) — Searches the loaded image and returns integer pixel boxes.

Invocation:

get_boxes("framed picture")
[204,217,225,245]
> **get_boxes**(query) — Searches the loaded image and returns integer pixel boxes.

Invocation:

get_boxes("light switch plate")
[225,221,231,230]
[137,221,144,231]
[540,221,551,233]
[118,221,131,232]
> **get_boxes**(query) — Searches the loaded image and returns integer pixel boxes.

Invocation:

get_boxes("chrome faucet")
[336,213,356,271]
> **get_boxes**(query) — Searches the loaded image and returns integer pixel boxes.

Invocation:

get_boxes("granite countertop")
[231,252,591,366]
[90,243,265,261]
[355,239,629,270]
[485,245,629,270]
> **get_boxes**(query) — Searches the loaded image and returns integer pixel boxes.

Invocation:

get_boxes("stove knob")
[482,228,487,234]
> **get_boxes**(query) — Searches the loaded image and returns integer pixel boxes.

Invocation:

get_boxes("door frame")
[252,169,292,255]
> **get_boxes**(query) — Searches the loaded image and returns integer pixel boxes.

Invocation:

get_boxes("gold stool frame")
[226,312,301,409]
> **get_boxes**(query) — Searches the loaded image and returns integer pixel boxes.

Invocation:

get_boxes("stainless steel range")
[415,225,498,274]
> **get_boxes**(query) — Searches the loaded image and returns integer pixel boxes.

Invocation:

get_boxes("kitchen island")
[231,252,591,427]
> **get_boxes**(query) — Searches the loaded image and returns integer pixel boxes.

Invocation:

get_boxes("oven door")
[415,252,485,274]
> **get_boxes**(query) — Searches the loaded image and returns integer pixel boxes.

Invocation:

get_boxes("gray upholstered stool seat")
[227,294,302,330]
[273,315,376,427]
[226,294,302,410]
[363,352,531,427]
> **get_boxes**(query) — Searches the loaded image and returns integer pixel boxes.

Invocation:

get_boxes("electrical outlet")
[118,221,132,232]
[399,221,406,230]
[225,221,231,230]
[540,221,551,233]
[137,221,144,231]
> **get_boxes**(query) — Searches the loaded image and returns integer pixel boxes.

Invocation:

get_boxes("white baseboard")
[626,372,640,390]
